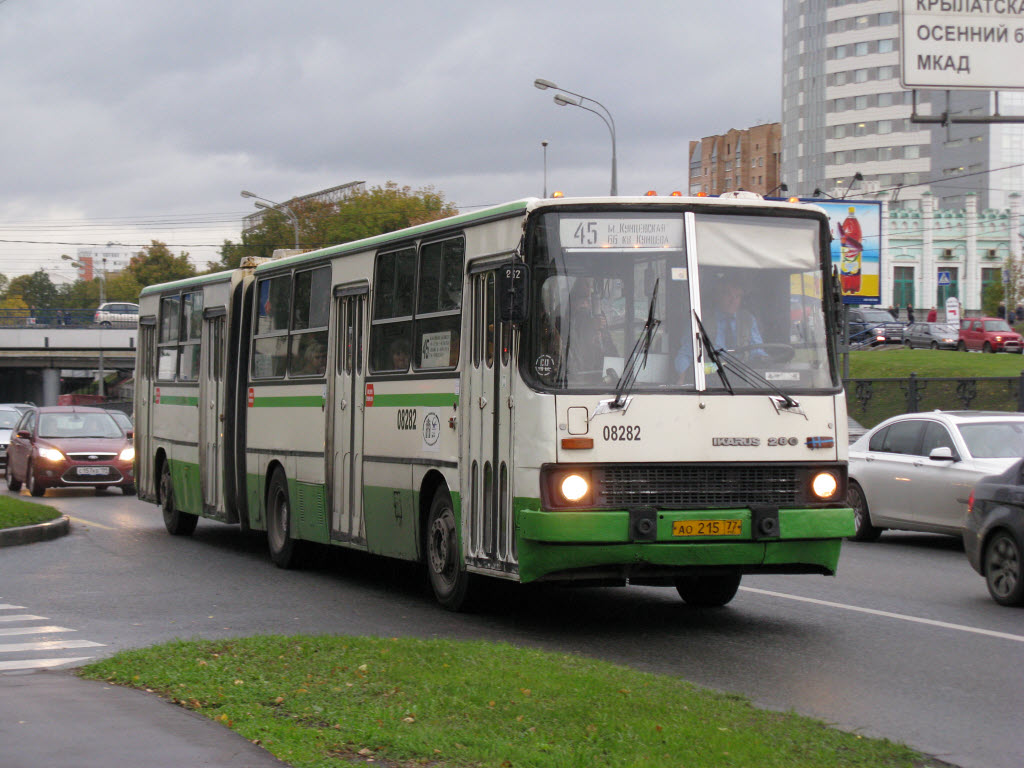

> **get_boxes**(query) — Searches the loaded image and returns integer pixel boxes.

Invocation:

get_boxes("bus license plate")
[672,519,742,537]
[78,466,110,476]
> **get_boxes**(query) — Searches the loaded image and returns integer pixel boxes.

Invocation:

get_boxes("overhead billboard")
[803,199,883,306]
[900,0,1024,89]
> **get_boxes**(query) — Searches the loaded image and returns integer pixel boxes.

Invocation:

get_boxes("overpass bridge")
[0,325,137,407]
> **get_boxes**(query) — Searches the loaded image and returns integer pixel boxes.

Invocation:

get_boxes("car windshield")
[0,411,20,428]
[957,421,1024,459]
[39,412,123,439]
[933,324,957,335]
[860,309,895,323]
[523,209,836,394]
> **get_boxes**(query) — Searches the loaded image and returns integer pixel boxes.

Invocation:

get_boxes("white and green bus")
[135,194,854,610]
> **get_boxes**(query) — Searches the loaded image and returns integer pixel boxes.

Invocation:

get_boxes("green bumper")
[516,506,854,584]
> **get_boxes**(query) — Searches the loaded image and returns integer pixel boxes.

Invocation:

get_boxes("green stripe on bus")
[370,393,459,408]
[159,395,199,406]
[252,395,325,408]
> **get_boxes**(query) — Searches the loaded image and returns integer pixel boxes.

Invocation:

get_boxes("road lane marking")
[0,639,103,653]
[67,516,119,531]
[0,657,94,671]
[0,604,25,610]
[0,625,74,637]
[741,587,1024,643]
[0,615,46,622]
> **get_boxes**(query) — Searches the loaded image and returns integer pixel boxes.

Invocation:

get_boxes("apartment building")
[688,123,782,197]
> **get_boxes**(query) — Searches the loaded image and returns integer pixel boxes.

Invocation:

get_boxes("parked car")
[0,403,35,414]
[958,317,1022,353]
[0,406,23,472]
[965,459,1024,606]
[108,410,134,435]
[6,406,136,496]
[848,307,905,345]
[93,302,139,327]
[847,411,1024,541]
[902,322,959,350]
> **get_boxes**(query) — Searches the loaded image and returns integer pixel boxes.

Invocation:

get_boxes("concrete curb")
[0,515,70,547]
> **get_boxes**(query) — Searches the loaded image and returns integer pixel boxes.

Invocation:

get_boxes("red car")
[958,317,1023,353]
[6,406,135,497]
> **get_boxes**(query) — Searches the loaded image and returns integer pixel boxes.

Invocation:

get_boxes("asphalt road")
[2,488,1021,768]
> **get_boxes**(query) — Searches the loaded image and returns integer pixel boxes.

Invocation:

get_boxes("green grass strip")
[0,495,61,530]
[80,635,938,768]
[848,347,1024,379]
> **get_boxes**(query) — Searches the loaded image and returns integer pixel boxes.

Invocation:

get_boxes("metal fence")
[844,372,1024,429]
[0,308,136,328]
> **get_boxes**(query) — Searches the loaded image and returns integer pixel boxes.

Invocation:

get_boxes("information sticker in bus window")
[559,218,683,250]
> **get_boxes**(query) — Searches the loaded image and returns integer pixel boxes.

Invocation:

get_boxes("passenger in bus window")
[564,278,616,374]
[390,337,411,371]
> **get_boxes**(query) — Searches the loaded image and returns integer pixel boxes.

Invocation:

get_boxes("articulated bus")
[135,194,854,610]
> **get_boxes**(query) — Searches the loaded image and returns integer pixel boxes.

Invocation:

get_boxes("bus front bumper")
[515,506,854,584]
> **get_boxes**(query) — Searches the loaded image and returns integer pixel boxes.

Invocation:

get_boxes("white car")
[93,302,139,326]
[0,405,22,472]
[848,411,1024,540]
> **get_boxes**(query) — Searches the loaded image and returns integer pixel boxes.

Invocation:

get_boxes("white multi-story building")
[781,0,1024,211]
[72,243,136,281]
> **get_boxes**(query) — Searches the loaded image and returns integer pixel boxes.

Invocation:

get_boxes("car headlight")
[560,473,590,503]
[811,472,839,500]
[119,446,135,462]
[37,447,65,462]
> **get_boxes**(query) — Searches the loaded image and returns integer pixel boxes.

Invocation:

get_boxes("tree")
[126,241,197,289]
[213,182,458,270]
[5,270,58,309]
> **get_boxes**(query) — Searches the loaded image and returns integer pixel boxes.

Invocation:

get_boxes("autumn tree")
[4,270,58,310]
[214,182,458,270]
[127,241,197,289]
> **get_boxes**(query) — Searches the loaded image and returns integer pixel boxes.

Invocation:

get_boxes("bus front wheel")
[674,573,742,607]
[267,468,299,569]
[161,461,198,536]
[426,491,474,611]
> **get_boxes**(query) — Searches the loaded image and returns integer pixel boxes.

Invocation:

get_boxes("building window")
[894,267,915,308]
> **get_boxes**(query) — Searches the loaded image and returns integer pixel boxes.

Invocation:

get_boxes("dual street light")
[241,190,300,250]
[61,253,105,304]
[534,78,618,196]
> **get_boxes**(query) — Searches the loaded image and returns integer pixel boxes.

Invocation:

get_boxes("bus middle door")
[199,311,225,516]
[328,287,367,544]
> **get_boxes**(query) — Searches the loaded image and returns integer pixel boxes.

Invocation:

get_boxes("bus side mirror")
[498,262,530,325]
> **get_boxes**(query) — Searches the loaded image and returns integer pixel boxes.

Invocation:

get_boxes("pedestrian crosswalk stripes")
[0,598,105,673]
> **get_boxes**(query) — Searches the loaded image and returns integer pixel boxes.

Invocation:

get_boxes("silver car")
[0,406,22,472]
[903,322,959,350]
[848,411,1024,540]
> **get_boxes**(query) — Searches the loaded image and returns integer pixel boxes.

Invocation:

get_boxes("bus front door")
[464,270,517,575]
[136,321,156,499]
[328,290,366,544]
[199,313,225,517]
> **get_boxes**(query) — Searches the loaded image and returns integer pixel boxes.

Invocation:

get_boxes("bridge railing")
[0,309,137,329]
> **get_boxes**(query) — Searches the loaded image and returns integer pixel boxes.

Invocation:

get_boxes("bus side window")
[370,248,416,373]
[485,273,495,368]
[415,238,463,371]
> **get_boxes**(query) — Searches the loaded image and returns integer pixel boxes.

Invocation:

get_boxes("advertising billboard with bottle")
[804,199,882,306]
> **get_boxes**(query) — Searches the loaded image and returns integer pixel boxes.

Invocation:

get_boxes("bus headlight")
[37,447,65,462]
[811,472,839,500]
[560,473,590,503]
[119,446,136,462]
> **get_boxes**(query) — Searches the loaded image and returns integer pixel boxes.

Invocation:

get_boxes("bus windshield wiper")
[611,278,661,410]
[693,310,732,394]
[714,349,803,413]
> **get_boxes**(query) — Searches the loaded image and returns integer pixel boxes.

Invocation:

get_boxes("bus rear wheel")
[267,468,299,569]
[426,490,474,611]
[161,460,197,536]
[674,573,742,607]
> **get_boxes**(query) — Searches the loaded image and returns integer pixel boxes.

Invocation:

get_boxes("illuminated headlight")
[811,472,839,500]
[37,447,65,462]
[560,473,590,503]
[119,446,135,462]
[995,335,1003,342]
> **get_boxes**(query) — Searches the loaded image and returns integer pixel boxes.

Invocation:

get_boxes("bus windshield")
[523,209,837,394]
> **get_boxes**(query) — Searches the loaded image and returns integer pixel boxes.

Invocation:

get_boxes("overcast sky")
[0,0,783,280]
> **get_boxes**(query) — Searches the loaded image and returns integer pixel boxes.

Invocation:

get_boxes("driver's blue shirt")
[674,310,764,374]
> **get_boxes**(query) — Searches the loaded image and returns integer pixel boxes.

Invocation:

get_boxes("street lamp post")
[534,78,617,196]
[241,190,300,250]
[541,140,549,198]
[61,253,105,304]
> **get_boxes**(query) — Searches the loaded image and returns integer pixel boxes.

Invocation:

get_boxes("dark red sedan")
[6,406,135,497]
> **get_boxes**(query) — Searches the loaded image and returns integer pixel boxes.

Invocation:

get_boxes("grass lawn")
[0,493,60,530]
[848,346,1024,379]
[81,635,944,768]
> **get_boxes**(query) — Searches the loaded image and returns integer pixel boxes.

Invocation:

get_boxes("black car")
[965,459,1024,606]
[848,307,905,346]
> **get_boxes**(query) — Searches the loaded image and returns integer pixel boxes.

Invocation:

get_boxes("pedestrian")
[887,304,898,320]
[926,307,937,323]
[905,303,915,324]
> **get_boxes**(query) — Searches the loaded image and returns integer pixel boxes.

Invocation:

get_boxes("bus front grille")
[599,465,802,509]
